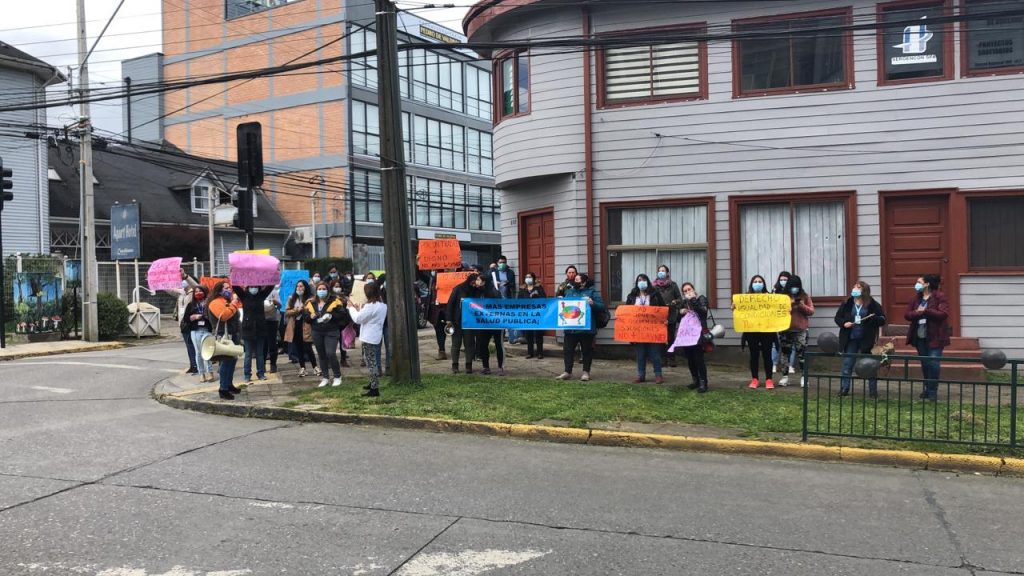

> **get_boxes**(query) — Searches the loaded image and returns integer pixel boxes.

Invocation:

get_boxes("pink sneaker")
[749,378,759,389]
[765,379,775,390]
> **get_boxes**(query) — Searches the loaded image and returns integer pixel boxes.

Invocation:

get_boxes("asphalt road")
[1,342,1023,576]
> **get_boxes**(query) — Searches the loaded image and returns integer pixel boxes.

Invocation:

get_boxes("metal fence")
[97,259,207,315]
[803,352,1022,448]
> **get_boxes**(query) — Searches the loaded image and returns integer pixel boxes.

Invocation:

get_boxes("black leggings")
[477,330,505,369]
[682,344,707,384]
[746,334,774,380]
[295,340,317,369]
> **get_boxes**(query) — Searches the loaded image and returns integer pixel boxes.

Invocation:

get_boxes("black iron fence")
[803,352,1022,448]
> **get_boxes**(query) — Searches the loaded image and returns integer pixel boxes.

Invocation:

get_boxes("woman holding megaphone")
[207,281,243,400]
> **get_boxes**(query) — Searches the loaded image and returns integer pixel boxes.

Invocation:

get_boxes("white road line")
[29,385,75,394]
[2,361,180,373]
[397,549,550,576]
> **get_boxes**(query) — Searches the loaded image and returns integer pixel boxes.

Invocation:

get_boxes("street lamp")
[309,174,325,259]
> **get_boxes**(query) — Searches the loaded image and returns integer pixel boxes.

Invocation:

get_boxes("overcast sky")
[3,1,470,135]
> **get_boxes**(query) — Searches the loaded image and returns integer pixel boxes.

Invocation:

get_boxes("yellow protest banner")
[732,293,792,333]
[234,249,271,255]
[613,305,668,344]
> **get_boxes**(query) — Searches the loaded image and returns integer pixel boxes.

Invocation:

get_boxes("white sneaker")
[331,377,342,387]
[788,366,796,374]
[800,376,806,388]
[778,375,789,387]
[771,364,777,374]
[314,367,323,377]
[318,378,329,388]
[299,367,307,377]
[581,372,591,382]
[555,372,571,380]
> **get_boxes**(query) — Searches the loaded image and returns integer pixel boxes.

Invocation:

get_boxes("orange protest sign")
[436,271,472,305]
[200,276,229,294]
[417,239,462,270]
[613,305,669,344]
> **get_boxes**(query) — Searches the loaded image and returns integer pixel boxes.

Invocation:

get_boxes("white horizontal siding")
[0,69,48,256]
[961,276,1024,360]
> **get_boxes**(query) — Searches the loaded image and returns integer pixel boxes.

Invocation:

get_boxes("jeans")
[241,336,266,381]
[634,342,662,378]
[682,344,707,385]
[313,331,342,379]
[916,341,943,396]
[771,343,797,368]
[263,320,279,370]
[451,328,476,369]
[477,330,505,370]
[182,331,197,371]
[840,339,878,395]
[524,330,544,356]
[189,330,213,376]
[217,332,239,392]
[563,332,595,374]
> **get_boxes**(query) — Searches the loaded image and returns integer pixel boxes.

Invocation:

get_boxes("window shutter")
[605,41,700,102]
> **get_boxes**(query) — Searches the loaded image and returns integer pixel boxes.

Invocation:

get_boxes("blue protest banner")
[280,269,309,306]
[461,298,591,330]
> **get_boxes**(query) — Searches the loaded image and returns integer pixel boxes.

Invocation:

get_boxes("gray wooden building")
[465,0,1024,357]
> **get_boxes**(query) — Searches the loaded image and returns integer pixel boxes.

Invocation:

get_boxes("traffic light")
[232,187,254,232]
[236,122,263,189]
[0,156,12,210]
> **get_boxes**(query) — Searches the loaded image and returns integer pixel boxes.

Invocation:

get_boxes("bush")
[303,257,352,276]
[96,292,129,340]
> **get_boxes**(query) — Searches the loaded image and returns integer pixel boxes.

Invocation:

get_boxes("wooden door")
[520,210,555,292]
[881,195,951,331]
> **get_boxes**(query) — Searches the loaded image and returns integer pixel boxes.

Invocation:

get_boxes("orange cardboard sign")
[613,305,669,344]
[417,239,462,270]
[200,276,229,294]
[436,271,472,305]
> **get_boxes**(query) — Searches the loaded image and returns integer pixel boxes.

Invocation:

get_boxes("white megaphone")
[444,323,456,336]
[201,334,244,361]
[709,324,726,339]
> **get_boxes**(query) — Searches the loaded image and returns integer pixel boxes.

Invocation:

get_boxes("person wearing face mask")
[233,284,275,385]
[771,271,796,375]
[490,255,519,344]
[557,272,605,382]
[310,271,322,287]
[348,282,387,397]
[517,271,547,359]
[170,269,200,374]
[181,287,215,382]
[207,281,242,399]
[284,280,320,377]
[446,272,485,374]
[262,284,282,374]
[330,280,353,368]
[904,274,950,401]
[679,282,711,393]
[776,275,814,387]
[835,281,886,397]
[360,272,389,376]
[328,264,340,283]
[305,282,344,387]
[738,275,778,390]
[427,269,449,361]
[340,269,355,297]
[556,265,578,298]
[652,265,683,368]
[626,273,666,384]
[475,277,506,376]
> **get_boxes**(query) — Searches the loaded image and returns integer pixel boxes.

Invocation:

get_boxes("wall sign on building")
[964,3,1024,71]
[110,202,141,261]
[881,3,947,82]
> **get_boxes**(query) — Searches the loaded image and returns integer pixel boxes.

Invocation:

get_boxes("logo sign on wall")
[883,9,946,81]
[110,203,141,261]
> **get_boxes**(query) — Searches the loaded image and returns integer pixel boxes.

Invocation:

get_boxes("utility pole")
[77,0,99,342]
[375,0,420,384]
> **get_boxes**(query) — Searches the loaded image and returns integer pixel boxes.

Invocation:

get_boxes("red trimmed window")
[495,50,530,121]
[598,25,708,107]
[961,0,1024,76]
[968,195,1024,270]
[877,0,952,85]
[733,8,853,97]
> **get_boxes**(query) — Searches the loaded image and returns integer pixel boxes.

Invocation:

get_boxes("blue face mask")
[752,282,765,293]
[657,271,667,280]
[248,287,259,295]
[317,289,328,298]
[914,282,924,293]
[366,279,375,285]
[637,280,649,291]
[790,287,800,295]
[779,279,788,288]
[498,263,507,270]
[851,288,862,298]
[221,290,233,299]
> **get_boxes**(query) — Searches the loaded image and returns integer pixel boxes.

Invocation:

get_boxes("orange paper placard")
[417,239,462,270]
[436,272,472,305]
[200,276,229,294]
[613,305,669,344]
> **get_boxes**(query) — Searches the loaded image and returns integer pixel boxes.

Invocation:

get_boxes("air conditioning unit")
[294,226,314,244]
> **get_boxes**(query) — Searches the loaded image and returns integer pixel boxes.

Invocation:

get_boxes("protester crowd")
[172,255,950,402]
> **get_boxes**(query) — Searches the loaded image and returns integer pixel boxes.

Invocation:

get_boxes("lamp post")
[309,174,324,259]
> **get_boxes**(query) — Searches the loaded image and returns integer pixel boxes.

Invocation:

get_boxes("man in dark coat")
[446,272,484,374]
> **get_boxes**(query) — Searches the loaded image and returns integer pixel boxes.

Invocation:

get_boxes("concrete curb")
[152,384,1024,478]
[0,342,125,361]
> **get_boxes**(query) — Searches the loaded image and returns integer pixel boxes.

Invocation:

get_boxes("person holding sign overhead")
[517,272,547,359]
[680,282,711,393]
[556,273,605,382]
[738,275,779,390]
[835,280,886,397]
[625,274,666,384]
[234,284,274,385]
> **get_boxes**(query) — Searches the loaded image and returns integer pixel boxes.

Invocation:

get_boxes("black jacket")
[625,289,666,307]
[233,286,274,338]
[489,267,516,298]
[517,283,547,299]
[681,294,710,329]
[834,297,886,353]
[446,279,483,328]
[181,300,212,332]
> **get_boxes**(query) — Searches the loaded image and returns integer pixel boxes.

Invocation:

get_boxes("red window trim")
[731,7,855,99]
[962,189,1024,273]
[959,0,1024,78]
[492,48,531,124]
[876,0,954,87]
[599,196,717,309]
[595,23,709,109]
[728,191,858,306]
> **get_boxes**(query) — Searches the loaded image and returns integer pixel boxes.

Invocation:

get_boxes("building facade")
[0,41,64,256]
[465,0,1024,357]
[153,0,500,267]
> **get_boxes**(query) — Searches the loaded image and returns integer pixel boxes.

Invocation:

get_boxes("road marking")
[248,501,294,509]
[29,385,75,394]
[396,549,549,576]
[18,564,251,576]
[3,361,180,373]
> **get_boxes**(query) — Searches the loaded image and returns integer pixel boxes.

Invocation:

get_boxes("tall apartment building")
[146,0,500,266]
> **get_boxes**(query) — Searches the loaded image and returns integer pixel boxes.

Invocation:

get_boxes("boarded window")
[604,40,702,103]
[606,204,708,302]
[736,11,850,94]
[739,201,847,296]
[969,197,1024,268]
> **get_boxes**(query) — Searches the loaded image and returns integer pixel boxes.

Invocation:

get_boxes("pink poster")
[146,257,183,291]
[668,311,703,352]
[228,253,280,286]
